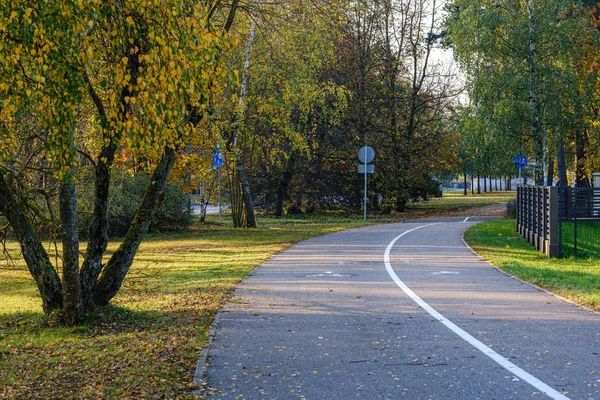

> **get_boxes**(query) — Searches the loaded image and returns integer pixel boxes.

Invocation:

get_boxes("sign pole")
[218,166,222,222]
[200,181,205,218]
[364,148,367,221]
[358,145,374,221]
[213,147,224,223]
[513,154,527,186]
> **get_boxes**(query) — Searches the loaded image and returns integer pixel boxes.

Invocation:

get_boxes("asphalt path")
[201,218,600,399]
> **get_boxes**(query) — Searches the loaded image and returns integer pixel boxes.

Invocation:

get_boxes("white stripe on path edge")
[384,222,570,400]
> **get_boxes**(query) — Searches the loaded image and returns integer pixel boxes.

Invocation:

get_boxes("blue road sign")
[213,150,223,167]
[512,154,528,169]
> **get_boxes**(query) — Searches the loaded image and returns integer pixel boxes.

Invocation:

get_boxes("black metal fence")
[516,186,560,257]
[558,187,600,258]
[517,186,600,258]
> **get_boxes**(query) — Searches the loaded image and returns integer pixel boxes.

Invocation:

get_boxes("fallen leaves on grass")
[0,287,230,400]
[0,217,373,399]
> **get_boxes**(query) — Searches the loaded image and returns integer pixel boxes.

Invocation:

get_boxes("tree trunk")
[528,0,545,185]
[471,174,474,194]
[93,146,177,306]
[235,153,257,227]
[199,180,214,223]
[395,196,407,212]
[59,129,82,325]
[228,164,244,228]
[275,150,298,217]
[484,175,487,192]
[557,138,567,186]
[477,174,481,194]
[226,10,257,228]
[0,170,63,314]
[546,156,554,186]
[223,0,240,32]
[80,41,138,311]
[575,129,587,186]
[463,170,467,196]
[80,142,117,312]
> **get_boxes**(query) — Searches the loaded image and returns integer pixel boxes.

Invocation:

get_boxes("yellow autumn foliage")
[0,1,236,178]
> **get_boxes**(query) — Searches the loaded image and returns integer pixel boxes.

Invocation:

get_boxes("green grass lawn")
[560,221,600,258]
[408,190,514,210]
[464,218,600,311]
[0,193,514,399]
[0,215,371,399]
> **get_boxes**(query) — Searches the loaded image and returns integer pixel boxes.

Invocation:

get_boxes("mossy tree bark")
[0,170,63,314]
[79,142,117,311]
[93,146,177,306]
[59,176,81,325]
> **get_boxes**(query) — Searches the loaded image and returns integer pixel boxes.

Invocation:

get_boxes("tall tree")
[339,0,459,211]
[0,1,238,322]
[447,0,600,186]
[215,0,348,216]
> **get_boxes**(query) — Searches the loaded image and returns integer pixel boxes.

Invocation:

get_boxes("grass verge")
[560,221,600,258]
[0,216,369,399]
[407,190,514,211]
[464,218,600,311]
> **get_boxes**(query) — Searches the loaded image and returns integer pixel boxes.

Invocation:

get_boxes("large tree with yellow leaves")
[0,0,239,324]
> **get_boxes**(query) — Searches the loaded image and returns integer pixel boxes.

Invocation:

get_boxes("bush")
[154,179,193,230]
[427,178,443,198]
[506,198,517,218]
[79,171,192,237]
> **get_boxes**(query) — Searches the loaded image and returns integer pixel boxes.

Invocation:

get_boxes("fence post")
[531,186,540,250]
[521,187,525,236]
[521,186,525,236]
[538,187,544,250]
[543,188,548,253]
[530,187,535,245]
[558,187,563,257]
[574,189,578,257]
[547,186,560,258]
[534,187,539,248]
[517,186,521,233]
[539,187,544,251]
[523,187,531,242]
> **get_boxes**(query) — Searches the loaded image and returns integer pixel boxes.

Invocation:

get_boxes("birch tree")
[0,0,239,323]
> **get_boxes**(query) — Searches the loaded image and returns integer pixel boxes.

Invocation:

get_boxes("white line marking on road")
[384,223,570,400]
[462,217,470,223]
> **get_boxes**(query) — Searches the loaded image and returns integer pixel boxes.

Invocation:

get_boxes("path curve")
[200,218,600,399]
